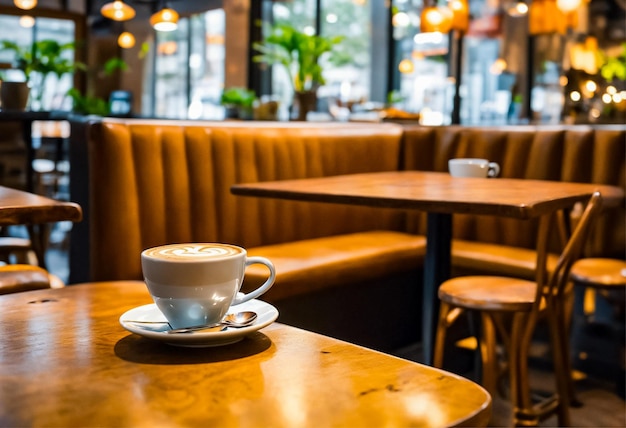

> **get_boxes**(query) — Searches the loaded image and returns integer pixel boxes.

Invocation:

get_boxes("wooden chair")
[0,263,63,295]
[434,192,603,427]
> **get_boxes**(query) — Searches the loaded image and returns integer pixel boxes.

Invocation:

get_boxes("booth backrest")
[87,120,407,281]
[401,125,626,257]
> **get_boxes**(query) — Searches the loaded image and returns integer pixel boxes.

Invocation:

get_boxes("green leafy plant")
[252,23,344,93]
[598,42,626,82]
[66,56,130,116]
[220,87,256,108]
[66,88,110,116]
[0,39,86,107]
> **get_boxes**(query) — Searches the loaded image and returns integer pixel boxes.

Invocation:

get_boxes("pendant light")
[101,0,136,22]
[19,15,35,28]
[556,0,581,12]
[508,1,529,17]
[420,1,453,33]
[150,7,179,32]
[118,32,136,49]
[448,0,469,32]
[14,0,37,10]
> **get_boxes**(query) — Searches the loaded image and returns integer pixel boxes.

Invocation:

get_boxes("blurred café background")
[0,0,623,126]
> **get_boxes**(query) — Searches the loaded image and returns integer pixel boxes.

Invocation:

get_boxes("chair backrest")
[547,192,603,299]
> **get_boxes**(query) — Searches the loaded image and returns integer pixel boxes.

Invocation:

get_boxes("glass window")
[263,0,372,118]
[188,9,225,120]
[150,8,225,119]
[0,15,75,110]
[153,19,190,119]
[319,0,372,113]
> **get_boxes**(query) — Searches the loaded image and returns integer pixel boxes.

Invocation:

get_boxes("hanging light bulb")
[508,1,529,16]
[556,0,581,12]
[448,0,469,32]
[118,32,136,49]
[398,59,415,74]
[420,3,453,33]
[150,7,179,32]
[101,0,136,22]
[14,0,37,10]
[19,15,35,28]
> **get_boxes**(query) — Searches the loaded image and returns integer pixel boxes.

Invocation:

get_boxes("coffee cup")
[448,158,500,178]
[141,243,276,329]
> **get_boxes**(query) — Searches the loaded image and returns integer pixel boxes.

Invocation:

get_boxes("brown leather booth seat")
[401,125,625,279]
[69,119,624,350]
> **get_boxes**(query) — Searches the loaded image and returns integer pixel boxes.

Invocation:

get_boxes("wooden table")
[0,281,491,427]
[0,185,82,268]
[231,171,625,365]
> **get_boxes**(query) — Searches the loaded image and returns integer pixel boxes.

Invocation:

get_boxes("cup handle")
[487,162,500,178]
[232,256,276,305]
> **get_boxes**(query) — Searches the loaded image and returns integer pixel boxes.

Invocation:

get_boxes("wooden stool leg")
[479,312,498,396]
[433,301,451,368]
[547,300,572,426]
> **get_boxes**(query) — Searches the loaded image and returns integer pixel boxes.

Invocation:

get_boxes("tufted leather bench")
[68,119,624,349]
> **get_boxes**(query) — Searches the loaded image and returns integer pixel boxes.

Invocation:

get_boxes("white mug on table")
[141,243,275,329]
[448,158,500,178]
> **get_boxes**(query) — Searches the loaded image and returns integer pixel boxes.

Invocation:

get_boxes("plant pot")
[0,81,30,111]
[291,90,318,121]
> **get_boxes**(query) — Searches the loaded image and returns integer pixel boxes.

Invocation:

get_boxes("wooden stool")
[570,258,626,398]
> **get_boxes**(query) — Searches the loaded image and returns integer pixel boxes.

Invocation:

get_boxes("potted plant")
[252,23,343,120]
[220,87,257,119]
[0,39,85,110]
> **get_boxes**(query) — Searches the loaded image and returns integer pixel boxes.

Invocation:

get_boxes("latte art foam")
[144,244,242,261]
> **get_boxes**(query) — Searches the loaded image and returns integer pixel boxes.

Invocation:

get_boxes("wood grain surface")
[0,281,491,427]
[0,186,82,226]
[231,171,624,218]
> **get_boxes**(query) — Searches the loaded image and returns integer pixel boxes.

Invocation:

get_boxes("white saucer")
[119,299,279,347]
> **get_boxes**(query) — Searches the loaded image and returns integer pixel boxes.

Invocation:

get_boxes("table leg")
[26,224,49,270]
[422,212,452,365]
[22,119,35,193]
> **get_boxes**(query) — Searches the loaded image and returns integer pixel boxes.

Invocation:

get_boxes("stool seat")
[570,258,626,288]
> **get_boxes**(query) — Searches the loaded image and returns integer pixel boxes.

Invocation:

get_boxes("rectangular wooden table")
[0,185,82,268]
[0,281,491,427]
[231,171,625,365]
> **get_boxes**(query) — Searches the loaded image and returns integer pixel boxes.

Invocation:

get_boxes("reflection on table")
[0,281,492,427]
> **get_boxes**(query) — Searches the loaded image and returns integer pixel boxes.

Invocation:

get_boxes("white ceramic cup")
[141,243,276,329]
[448,158,500,178]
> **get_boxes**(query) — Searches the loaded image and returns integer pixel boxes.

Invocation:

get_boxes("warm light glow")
[18,15,35,28]
[448,0,469,32]
[101,0,136,21]
[117,31,135,49]
[559,75,568,86]
[150,8,179,32]
[612,93,622,103]
[584,80,597,92]
[392,11,411,27]
[570,91,581,102]
[14,0,36,10]
[420,5,453,33]
[607,86,617,95]
[489,58,507,74]
[602,93,613,103]
[508,1,528,16]
[398,59,415,74]
[556,0,581,12]
[590,108,601,118]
